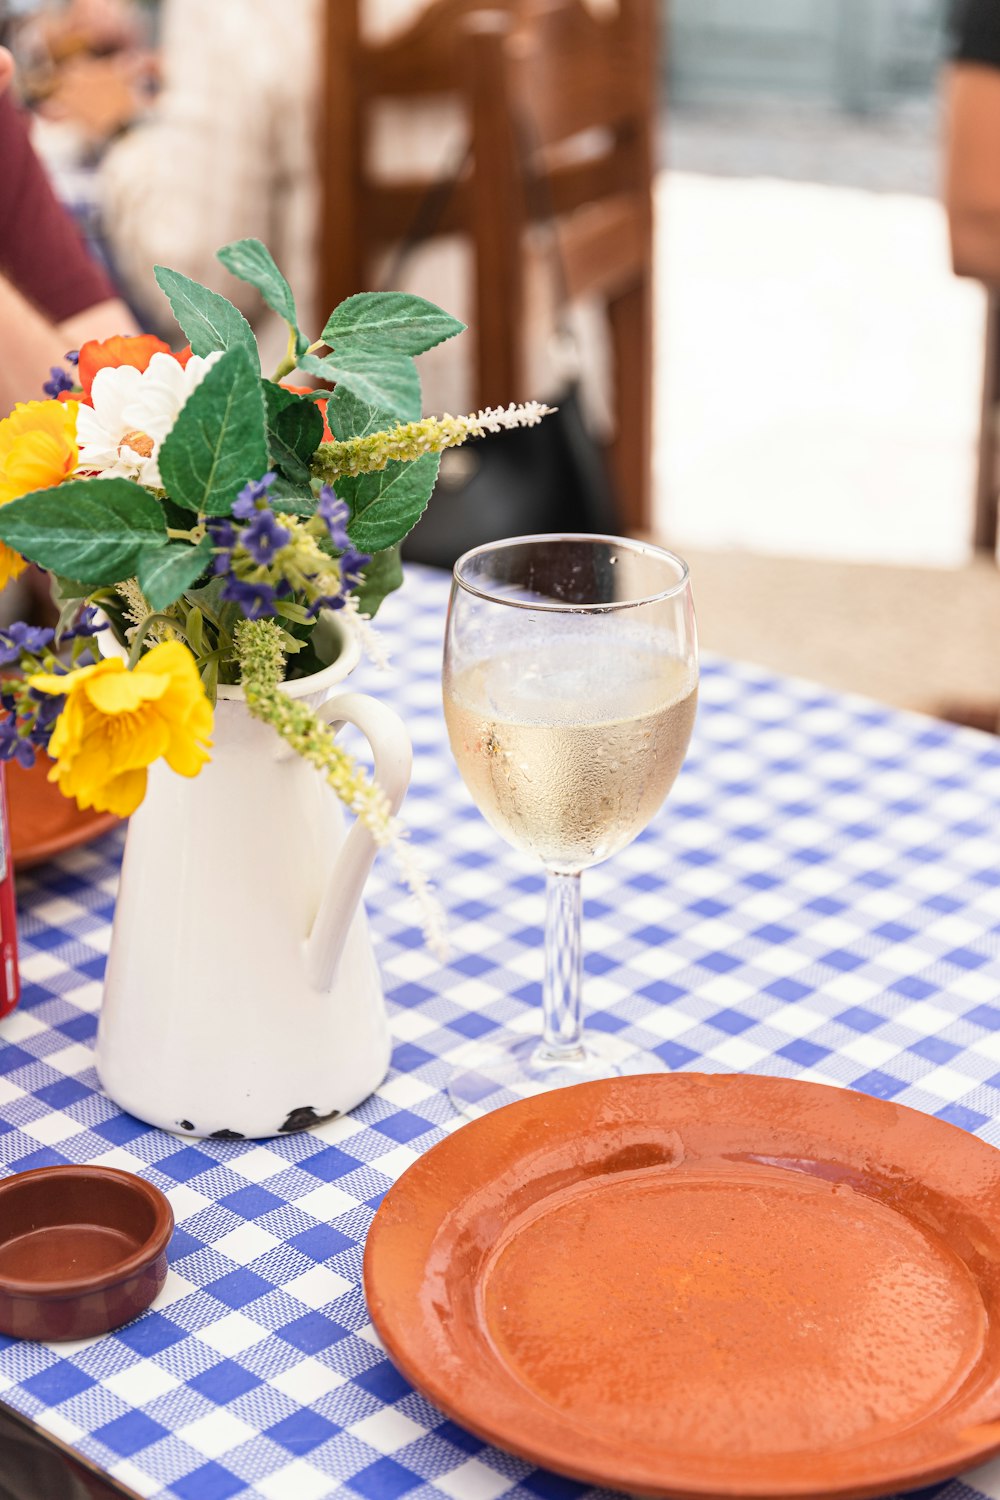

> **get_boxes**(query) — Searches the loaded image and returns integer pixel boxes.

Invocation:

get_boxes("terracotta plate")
[364,1073,1000,1500]
[7,757,118,868]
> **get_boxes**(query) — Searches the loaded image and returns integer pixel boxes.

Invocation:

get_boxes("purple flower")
[232,471,278,519]
[58,606,104,643]
[0,621,55,667]
[30,690,64,727]
[307,593,346,617]
[315,487,368,587]
[42,365,75,399]
[208,517,238,576]
[317,486,352,550]
[208,518,237,550]
[220,577,278,620]
[306,545,370,617]
[27,692,63,751]
[64,349,80,366]
[242,509,290,566]
[0,714,35,769]
[339,545,370,589]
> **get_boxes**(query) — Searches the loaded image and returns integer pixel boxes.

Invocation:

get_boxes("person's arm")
[943,0,1000,282]
[0,275,137,415]
[944,63,1000,283]
[0,274,73,413]
[0,47,137,413]
[0,87,121,323]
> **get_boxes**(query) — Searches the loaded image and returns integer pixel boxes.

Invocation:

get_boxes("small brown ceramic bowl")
[0,1165,173,1341]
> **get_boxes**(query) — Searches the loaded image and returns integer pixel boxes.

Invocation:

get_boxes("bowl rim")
[0,1164,174,1299]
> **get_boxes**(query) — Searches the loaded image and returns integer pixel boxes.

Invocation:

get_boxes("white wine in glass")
[442,534,698,1117]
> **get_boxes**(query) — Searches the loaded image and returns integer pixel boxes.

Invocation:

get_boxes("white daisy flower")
[76,351,223,487]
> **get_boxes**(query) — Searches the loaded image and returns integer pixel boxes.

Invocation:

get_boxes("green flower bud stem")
[311,402,554,483]
[235,619,394,843]
[127,613,193,668]
[270,325,300,384]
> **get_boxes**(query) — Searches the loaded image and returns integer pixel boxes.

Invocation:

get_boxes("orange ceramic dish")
[0,1165,173,1340]
[8,756,118,868]
[364,1072,1000,1500]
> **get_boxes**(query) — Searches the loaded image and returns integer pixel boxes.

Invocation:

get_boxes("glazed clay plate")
[364,1072,1000,1500]
[8,756,118,868]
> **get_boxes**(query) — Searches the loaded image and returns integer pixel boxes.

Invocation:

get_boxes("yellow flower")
[30,641,212,817]
[0,399,79,587]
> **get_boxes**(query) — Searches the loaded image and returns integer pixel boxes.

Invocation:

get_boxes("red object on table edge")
[0,763,20,1018]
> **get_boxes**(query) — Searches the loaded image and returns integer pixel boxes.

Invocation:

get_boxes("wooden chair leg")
[464,12,528,407]
[318,0,364,321]
[974,286,1000,556]
[609,273,653,536]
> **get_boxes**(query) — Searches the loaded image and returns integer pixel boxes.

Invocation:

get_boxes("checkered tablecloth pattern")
[5,562,1000,1500]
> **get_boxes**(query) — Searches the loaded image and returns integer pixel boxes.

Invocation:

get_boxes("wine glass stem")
[538,869,585,1064]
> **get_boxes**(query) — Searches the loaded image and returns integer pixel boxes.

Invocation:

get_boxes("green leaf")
[338,452,440,553]
[0,478,167,584]
[136,537,213,612]
[322,292,464,356]
[159,494,201,533]
[153,265,260,371]
[326,386,397,442]
[300,350,420,423]
[263,381,323,484]
[158,347,269,515]
[267,477,317,515]
[354,544,403,619]
[201,655,219,700]
[217,239,306,355]
[186,606,205,654]
[185,575,226,618]
[275,399,323,474]
[51,573,90,604]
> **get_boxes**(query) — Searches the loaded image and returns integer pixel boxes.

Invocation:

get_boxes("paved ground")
[653,99,986,570]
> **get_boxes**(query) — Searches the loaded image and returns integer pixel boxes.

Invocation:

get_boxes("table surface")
[5,564,1000,1500]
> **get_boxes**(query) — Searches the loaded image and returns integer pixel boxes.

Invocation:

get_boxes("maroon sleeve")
[0,94,116,321]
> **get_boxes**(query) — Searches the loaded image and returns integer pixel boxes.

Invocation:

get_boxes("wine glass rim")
[451,534,691,612]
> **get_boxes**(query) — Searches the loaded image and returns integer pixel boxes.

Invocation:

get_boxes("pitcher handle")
[303,691,413,991]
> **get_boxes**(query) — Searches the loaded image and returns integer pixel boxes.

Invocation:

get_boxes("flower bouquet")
[0,240,549,1135]
[0,239,546,917]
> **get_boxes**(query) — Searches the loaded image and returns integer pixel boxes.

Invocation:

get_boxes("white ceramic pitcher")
[97,614,412,1139]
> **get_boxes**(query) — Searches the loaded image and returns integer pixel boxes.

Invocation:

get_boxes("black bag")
[402,384,618,568]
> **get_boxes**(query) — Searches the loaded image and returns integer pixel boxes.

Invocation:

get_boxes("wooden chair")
[319,0,486,332]
[461,0,656,532]
[318,0,657,535]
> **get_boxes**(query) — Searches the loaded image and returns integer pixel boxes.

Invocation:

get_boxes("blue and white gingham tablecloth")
[4,563,1000,1500]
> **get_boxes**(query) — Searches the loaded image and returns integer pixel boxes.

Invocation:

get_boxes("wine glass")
[442,534,698,1117]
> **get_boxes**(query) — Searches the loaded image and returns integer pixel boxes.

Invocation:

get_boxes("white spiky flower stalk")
[312,401,556,483]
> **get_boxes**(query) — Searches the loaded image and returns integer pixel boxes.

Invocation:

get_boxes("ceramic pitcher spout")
[302,691,413,990]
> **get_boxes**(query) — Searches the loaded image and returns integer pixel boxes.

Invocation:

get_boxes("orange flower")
[77,335,174,401]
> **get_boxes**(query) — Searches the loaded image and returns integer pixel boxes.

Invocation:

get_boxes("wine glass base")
[447,1033,665,1119]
